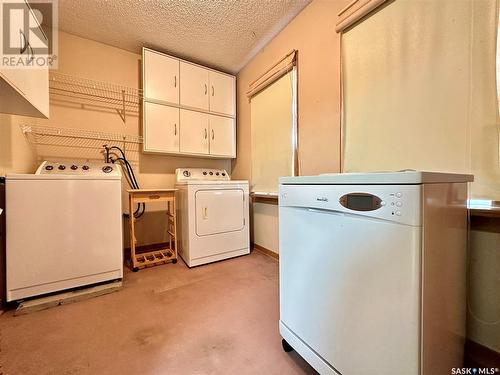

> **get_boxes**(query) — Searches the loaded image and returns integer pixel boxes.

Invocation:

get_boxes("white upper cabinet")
[143,102,179,153]
[209,115,235,157]
[180,62,209,110]
[209,71,235,117]
[180,109,209,155]
[143,49,179,104]
[0,0,48,118]
[142,48,236,158]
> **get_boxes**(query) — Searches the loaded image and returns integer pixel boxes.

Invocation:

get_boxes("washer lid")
[6,174,122,180]
[280,171,474,185]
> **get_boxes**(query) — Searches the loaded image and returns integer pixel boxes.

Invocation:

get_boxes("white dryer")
[175,168,249,267]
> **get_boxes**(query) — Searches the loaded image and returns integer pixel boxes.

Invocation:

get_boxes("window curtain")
[335,0,387,32]
[250,70,295,193]
[342,0,499,199]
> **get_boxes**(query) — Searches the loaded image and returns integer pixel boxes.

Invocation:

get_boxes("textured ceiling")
[57,0,311,74]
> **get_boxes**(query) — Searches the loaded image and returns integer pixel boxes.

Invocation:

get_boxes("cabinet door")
[144,102,179,153]
[143,49,179,103]
[21,67,48,118]
[0,0,48,118]
[22,1,49,117]
[0,69,27,96]
[180,62,209,110]
[209,115,235,157]
[209,71,235,116]
[180,109,209,154]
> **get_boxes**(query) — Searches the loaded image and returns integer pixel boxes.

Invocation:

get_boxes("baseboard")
[464,339,500,368]
[252,243,279,260]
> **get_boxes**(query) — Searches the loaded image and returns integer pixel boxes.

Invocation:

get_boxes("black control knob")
[45,165,53,171]
[58,165,66,170]
[82,165,90,171]
[102,165,113,173]
[216,172,220,176]
[70,165,78,170]
[203,171,207,175]
[209,171,213,175]
[222,173,226,176]
[183,170,191,177]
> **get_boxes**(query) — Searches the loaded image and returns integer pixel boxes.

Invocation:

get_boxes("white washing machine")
[6,161,123,301]
[278,171,473,375]
[175,168,249,267]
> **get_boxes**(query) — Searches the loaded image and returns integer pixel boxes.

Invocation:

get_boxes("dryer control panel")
[176,168,230,182]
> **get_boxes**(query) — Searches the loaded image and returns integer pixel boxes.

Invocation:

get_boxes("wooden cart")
[128,189,177,271]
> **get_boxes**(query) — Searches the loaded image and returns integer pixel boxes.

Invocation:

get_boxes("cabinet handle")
[205,128,207,139]
[174,123,177,135]
[174,75,177,87]
[204,84,207,95]
[212,86,214,96]
[211,129,214,140]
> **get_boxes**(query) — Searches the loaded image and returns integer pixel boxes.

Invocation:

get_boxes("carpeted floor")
[0,251,316,374]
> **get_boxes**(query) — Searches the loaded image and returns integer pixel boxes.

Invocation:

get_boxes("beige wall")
[0,114,37,175]
[252,202,280,253]
[234,0,349,253]
[0,31,231,246]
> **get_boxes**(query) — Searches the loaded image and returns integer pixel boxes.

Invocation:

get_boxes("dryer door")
[195,189,245,236]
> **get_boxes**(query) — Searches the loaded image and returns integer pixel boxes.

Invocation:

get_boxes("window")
[249,54,297,194]
[341,0,498,199]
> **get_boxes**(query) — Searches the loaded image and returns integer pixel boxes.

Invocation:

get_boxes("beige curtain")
[250,71,295,193]
[342,0,499,199]
[247,51,296,98]
[336,0,387,32]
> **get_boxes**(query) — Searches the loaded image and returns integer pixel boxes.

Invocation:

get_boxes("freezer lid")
[280,171,474,185]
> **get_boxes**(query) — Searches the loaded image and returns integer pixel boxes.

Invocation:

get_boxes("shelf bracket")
[116,89,126,123]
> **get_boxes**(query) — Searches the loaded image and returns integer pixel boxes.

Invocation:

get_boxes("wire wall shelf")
[49,72,143,122]
[21,125,143,161]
